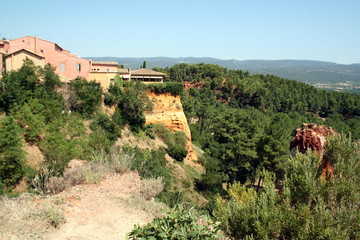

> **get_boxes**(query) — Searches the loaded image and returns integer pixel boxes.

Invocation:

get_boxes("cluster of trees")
[214,134,359,239]
[0,60,154,189]
[153,64,360,190]
[1,60,359,238]
[130,63,359,239]
[0,59,189,200]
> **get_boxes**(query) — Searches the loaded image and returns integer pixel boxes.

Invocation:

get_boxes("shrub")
[168,144,188,161]
[0,116,25,186]
[127,204,221,239]
[69,77,102,116]
[40,131,87,175]
[63,164,108,185]
[147,82,184,96]
[11,99,46,143]
[31,167,53,194]
[91,146,134,174]
[140,177,164,200]
[129,147,172,189]
[88,128,113,152]
[44,176,67,195]
[91,113,121,141]
[0,180,4,195]
[32,161,111,195]
[117,81,151,132]
[151,123,173,144]
[156,190,189,208]
[214,134,360,240]
[46,207,65,228]
[173,131,187,147]
[151,123,187,147]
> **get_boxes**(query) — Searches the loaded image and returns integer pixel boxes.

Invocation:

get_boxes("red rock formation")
[290,123,337,177]
[145,92,198,162]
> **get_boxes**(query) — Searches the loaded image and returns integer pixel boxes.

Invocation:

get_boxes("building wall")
[91,64,118,73]
[5,51,45,71]
[0,40,10,54]
[4,36,91,81]
[89,72,117,90]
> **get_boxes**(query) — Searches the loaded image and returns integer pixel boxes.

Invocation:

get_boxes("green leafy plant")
[0,116,25,186]
[116,81,151,132]
[146,82,184,96]
[167,144,188,161]
[214,134,360,240]
[68,77,102,116]
[127,204,221,240]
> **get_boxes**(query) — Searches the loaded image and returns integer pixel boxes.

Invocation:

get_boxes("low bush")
[91,146,133,174]
[214,134,360,240]
[0,180,4,195]
[140,177,164,200]
[0,116,25,186]
[168,144,188,161]
[127,204,221,239]
[156,190,189,208]
[90,113,121,142]
[44,176,67,195]
[119,193,168,218]
[129,147,172,189]
[46,207,65,228]
[68,77,103,117]
[147,82,184,96]
[151,123,187,147]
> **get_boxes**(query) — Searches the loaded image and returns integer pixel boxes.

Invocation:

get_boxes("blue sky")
[1,0,359,64]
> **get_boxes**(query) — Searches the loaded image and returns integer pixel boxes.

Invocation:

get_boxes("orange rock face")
[290,123,338,177]
[145,92,197,162]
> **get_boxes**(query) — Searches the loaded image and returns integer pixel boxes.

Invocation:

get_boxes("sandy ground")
[46,172,153,240]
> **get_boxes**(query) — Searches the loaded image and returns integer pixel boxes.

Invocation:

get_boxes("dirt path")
[46,172,154,240]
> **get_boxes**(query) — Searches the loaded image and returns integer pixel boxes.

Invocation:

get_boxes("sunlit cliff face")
[145,92,197,162]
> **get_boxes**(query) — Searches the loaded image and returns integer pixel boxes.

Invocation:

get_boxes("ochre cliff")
[290,123,338,176]
[145,92,198,162]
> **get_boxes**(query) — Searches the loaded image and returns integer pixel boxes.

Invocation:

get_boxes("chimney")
[35,36,38,53]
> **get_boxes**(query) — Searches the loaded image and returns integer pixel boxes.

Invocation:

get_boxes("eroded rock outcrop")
[145,92,197,162]
[290,123,338,176]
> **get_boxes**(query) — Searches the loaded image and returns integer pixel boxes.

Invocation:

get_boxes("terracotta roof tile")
[131,68,166,76]
[92,61,119,66]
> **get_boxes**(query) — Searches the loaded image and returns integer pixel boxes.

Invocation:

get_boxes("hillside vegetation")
[89,57,360,93]
[0,61,359,239]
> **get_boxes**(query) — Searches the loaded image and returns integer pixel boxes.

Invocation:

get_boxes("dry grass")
[140,177,164,200]
[119,193,168,218]
[0,194,64,240]
[91,146,133,174]
[32,146,134,195]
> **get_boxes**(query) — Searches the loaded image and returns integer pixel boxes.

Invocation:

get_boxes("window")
[40,49,44,53]
[76,64,81,71]
[107,68,110,72]
[60,63,65,72]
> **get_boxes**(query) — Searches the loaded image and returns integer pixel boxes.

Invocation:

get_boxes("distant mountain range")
[86,57,360,85]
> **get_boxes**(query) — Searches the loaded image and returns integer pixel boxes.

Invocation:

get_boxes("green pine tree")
[0,116,26,186]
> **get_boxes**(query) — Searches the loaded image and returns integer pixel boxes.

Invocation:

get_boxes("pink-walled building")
[0,36,167,90]
[0,36,91,82]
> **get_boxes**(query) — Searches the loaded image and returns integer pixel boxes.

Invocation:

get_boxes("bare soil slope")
[46,172,154,240]
[0,172,158,240]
